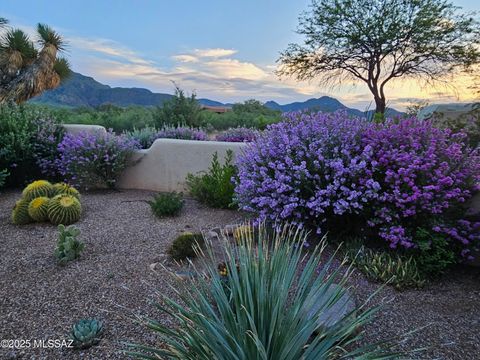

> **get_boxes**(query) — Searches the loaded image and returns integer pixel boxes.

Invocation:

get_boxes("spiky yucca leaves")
[70,318,103,349]
[0,29,36,75]
[28,196,50,222]
[52,182,80,199]
[22,180,53,201]
[11,198,32,225]
[125,223,409,360]
[47,194,82,225]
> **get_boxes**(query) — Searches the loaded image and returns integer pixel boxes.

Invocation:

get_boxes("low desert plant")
[186,150,236,209]
[148,192,184,217]
[345,242,426,290]
[125,126,159,149]
[168,232,204,261]
[156,125,208,141]
[70,318,103,349]
[11,198,32,225]
[55,224,85,265]
[22,180,54,201]
[47,194,82,225]
[27,196,50,222]
[125,223,409,359]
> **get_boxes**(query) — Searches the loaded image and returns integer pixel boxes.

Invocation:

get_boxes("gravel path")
[1,189,479,359]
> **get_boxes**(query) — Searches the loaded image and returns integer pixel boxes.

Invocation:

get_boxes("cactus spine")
[22,180,54,201]
[28,197,50,222]
[12,198,32,224]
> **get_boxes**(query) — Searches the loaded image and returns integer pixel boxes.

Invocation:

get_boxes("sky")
[1,0,479,110]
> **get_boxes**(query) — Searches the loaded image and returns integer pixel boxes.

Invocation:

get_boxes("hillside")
[30,72,404,117]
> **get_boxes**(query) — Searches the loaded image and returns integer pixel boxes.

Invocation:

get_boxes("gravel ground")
[1,189,479,359]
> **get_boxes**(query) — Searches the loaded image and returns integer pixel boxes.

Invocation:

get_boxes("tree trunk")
[374,96,386,114]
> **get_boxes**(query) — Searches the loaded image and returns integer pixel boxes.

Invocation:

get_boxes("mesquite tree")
[0,18,71,104]
[278,0,480,114]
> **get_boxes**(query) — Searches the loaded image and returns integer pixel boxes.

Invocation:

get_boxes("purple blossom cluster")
[156,126,208,142]
[55,130,140,189]
[235,111,480,256]
[215,127,258,142]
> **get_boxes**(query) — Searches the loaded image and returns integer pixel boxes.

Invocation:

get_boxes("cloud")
[193,48,238,58]
[172,54,199,63]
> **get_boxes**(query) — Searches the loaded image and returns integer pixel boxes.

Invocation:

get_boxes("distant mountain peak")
[30,71,404,117]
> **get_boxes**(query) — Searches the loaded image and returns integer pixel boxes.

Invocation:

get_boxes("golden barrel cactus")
[52,182,81,199]
[28,196,50,222]
[22,180,54,201]
[47,194,82,225]
[12,198,32,225]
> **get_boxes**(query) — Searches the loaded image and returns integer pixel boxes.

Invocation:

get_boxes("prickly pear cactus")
[11,198,32,225]
[55,224,84,265]
[70,319,103,349]
[47,194,82,225]
[52,182,81,199]
[22,180,53,201]
[28,197,50,222]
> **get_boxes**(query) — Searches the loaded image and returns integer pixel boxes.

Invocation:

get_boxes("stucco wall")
[117,138,247,192]
[63,124,107,135]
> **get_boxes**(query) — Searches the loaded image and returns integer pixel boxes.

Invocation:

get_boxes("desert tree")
[278,0,480,114]
[0,18,71,104]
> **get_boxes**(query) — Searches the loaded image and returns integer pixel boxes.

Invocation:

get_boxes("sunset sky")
[2,0,479,110]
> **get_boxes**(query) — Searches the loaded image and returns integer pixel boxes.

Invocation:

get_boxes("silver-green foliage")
[70,319,103,349]
[55,224,84,265]
[125,223,406,359]
[345,242,426,290]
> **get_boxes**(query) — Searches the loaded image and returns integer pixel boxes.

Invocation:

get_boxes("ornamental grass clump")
[125,223,407,359]
[55,130,140,189]
[235,111,480,268]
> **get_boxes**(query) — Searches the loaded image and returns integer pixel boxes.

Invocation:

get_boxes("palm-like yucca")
[125,223,409,359]
[0,18,71,104]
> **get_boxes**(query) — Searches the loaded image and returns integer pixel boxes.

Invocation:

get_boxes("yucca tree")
[0,18,71,104]
[125,223,414,359]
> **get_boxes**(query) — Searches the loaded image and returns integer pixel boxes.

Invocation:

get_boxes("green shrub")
[414,227,457,277]
[168,232,204,261]
[154,85,202,128]
[125,223,408,359]
[148,192,184,217]
[345,242,426,290]
[186,150,236,209]
[0,104,63,186]
[55,224,85,265]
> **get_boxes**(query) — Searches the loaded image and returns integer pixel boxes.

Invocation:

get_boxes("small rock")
[306,284,356,332]
[149,262,158,271]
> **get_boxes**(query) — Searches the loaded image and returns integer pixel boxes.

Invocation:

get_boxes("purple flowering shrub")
[215,127,258,142]
[56,130,140,189]
[235,111,480,261]
[33,117,65,179]
[235,111,379,231]
[362,119,480,253]
[156,126,208,142]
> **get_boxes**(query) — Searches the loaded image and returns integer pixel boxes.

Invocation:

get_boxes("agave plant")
[70,319,103,349]
[125,223,410,359]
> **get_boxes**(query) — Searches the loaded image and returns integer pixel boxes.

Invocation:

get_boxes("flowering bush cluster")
[56,130,140,189]
[235,111,480,260]
[126,126,208,148]
[156,126,208,142]
[215,127,258,142]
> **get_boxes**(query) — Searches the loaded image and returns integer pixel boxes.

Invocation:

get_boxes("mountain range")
[30,72,403,117]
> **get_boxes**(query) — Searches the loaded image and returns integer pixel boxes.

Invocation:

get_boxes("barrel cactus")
[70,319,103,349]
[52,182,81,199]
[22,180,54,201]
[12,198,32,225]
[47,194,82,225]
[28,197,50,222]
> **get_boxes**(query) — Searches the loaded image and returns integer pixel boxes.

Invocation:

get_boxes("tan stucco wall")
[117,138,247,192]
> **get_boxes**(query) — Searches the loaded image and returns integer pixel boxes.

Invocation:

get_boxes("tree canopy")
[278,0,480,114]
